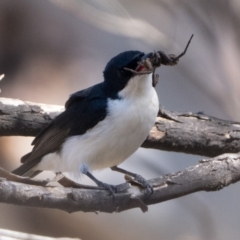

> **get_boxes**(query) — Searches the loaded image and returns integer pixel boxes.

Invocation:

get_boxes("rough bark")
[1,153,239,213]
[1,98,240,157]
[2,97,240,213]
[0,98,63,136]
[143,109,240,157]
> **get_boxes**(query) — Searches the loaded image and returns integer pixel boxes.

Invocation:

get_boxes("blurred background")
[0,0,240,239]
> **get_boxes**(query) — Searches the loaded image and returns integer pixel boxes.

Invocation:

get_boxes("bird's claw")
[134,174,154,196]
[98,182,117,196]
[125,174,153,196]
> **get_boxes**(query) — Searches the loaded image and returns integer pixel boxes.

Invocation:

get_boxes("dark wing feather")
[30,84,98,148]
[65,84,102,109]
[14,83,108,175]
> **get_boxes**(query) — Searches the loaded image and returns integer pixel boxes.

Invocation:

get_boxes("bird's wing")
[21,83,107,164]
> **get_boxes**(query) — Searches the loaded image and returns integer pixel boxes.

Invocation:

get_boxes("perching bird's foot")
[125,174,153,196]
[111,166,153,196]
[81,164,130,197]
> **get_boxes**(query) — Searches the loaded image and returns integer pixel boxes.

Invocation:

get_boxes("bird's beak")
[135,53,155,73]
[123,53,156,75]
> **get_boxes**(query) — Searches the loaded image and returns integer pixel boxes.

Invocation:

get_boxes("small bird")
[13,37,193,194]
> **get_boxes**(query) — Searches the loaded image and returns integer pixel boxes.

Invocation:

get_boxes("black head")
[103,51,145,92]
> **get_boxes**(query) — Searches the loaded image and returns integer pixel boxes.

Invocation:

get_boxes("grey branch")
[0,98,63,136]
[1,97,240,157]
[1,97,240,212]
[143,109,240,157]
[1,153,240,213]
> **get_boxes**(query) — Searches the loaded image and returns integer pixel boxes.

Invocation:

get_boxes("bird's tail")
[12,153,42,177]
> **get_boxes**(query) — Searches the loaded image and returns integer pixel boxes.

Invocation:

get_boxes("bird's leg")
[80,164,123,196]
[85,172,118,196]
[111,166,153,195]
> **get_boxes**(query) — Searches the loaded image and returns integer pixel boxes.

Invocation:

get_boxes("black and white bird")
[12,47,189,194]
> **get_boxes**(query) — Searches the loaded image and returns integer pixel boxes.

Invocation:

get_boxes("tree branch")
[143,109,240,157]
[1,97,240,157]
[1,153,240,213]
[1,98,240,212]
[0,98,63,136]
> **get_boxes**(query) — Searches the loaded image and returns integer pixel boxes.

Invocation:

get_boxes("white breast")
[36,74,159,176]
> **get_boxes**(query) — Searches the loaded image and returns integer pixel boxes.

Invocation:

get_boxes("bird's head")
[103,50,178,94]
[103,51,151,92]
